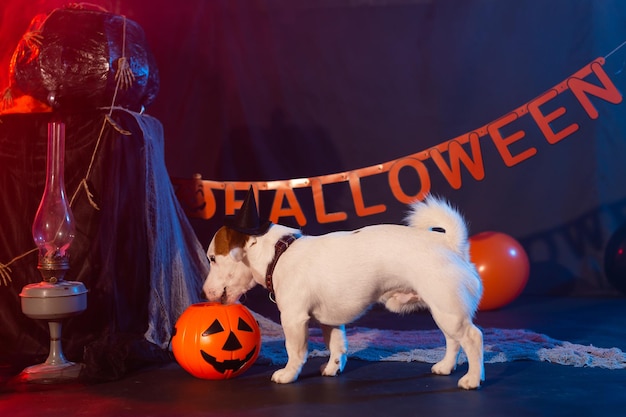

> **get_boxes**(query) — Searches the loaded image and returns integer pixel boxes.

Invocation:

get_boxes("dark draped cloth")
[137,0,626,296]
[0,109,208,380]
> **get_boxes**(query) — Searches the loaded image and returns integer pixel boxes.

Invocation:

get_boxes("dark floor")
[1,295,626,417]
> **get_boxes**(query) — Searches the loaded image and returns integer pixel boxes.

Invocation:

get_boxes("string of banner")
[173,47,625,227]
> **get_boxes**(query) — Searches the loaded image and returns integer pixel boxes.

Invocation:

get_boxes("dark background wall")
[2,0,626,296]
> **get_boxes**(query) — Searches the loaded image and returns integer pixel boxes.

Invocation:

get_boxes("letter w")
[430,133,485,189]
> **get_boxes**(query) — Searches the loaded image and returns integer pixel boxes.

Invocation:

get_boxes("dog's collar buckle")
[265,233,301,303]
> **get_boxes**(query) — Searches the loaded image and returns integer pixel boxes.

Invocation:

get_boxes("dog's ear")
[245,236,257,249]
[228,235,256,261]
[229,247,244,262]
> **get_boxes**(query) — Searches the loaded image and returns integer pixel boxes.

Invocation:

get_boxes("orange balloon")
[469,231,530,311]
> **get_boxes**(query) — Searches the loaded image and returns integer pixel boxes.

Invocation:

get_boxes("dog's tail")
[405,195,470,258]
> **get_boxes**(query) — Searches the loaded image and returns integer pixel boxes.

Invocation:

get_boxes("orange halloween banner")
[172,58,622,226]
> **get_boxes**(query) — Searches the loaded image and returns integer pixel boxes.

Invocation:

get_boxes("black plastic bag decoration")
[9,4,159,112]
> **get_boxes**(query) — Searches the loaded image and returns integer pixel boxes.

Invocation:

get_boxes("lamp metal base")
[19,361,84,384]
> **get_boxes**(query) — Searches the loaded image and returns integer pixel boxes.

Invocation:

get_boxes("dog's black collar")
[265,233,301,303]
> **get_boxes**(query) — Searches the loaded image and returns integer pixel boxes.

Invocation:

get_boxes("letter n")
[568,61,622,119]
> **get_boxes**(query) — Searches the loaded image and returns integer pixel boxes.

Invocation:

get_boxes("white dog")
[203,194,484,389]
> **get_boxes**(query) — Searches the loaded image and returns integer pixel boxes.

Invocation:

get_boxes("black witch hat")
[223,186,271,235]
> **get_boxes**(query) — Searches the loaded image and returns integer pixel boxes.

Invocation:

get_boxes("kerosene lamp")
[19,120,88,382]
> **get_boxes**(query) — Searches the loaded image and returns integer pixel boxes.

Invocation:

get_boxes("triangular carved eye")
[202,319,224,336]
[222,332,243,351]
[237,317,254,332]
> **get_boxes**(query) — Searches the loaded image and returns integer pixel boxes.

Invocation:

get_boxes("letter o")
[388,158,431,203]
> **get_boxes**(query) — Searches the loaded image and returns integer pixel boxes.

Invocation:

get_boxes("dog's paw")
[271,368,298,384]
[431,361,455,376]
[457,373,481,390]
[320,355,347,377]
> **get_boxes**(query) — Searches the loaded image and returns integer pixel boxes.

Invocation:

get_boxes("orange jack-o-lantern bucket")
[172,302,261,379]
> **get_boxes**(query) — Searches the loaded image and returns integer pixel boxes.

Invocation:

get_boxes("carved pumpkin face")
[172,302,261,379]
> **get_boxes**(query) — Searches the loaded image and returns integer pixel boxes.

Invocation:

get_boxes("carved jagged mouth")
[200,346,257,373]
